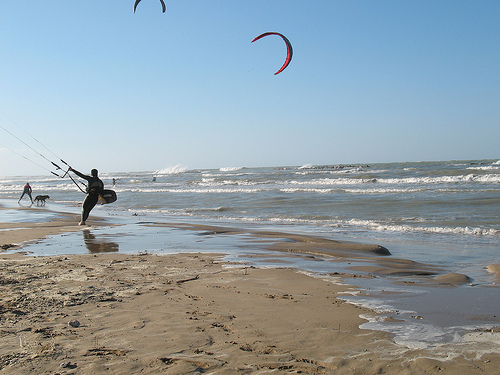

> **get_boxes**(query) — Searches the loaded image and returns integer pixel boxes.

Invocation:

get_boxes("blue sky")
[1,1,499,176]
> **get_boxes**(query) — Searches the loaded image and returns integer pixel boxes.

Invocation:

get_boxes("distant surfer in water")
[69,168,104,225]
[18,183,33,204]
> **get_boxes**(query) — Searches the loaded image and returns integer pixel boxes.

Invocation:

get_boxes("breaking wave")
[155,165,188,175]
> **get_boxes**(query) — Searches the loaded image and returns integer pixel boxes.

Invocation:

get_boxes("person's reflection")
[82,229,119,253]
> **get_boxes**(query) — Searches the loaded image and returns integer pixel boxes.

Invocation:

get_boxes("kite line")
[0,110,87,193]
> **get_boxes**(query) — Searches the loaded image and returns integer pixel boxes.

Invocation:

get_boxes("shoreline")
[1,203,472,286]
[0,201,109,249]
[1,201,500,373]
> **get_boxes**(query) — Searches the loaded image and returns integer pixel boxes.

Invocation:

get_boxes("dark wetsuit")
[72,169,104,223]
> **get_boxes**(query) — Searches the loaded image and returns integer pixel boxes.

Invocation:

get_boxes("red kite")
[252,32,293,75]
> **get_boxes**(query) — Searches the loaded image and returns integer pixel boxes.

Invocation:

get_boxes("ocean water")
[1,159,499,271]
[1,159,500,349]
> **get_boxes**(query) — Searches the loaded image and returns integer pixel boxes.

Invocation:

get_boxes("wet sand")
[1,203,500,374]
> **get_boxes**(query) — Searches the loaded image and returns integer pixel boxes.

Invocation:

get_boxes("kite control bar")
[51,160,87,194]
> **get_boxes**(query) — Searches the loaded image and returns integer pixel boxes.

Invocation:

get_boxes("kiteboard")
[98,190,117,205]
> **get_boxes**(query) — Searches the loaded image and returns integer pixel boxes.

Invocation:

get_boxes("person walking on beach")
[69,167,104,225]
[18,183,33,204]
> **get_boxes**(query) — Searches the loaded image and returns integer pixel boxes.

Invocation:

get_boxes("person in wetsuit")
[69,168,104,225]
[18,183,33,204]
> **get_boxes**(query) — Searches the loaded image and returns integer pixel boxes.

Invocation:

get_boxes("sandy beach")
[1,204,500,374]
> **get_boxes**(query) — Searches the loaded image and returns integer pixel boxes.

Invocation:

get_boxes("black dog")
[34,195,50,205]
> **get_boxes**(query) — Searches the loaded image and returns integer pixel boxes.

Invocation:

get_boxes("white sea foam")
[299,164,313,169]
[467,165,500,171]
[124,187,261,194]
[343,219,500,236]
[296,169,353,176]
[282,174,500,186]
[378,174,500,184]
[155,165,188,175]
[360,317,456,350]
[280,188,341,194]
[198,178,258,187]
[296,167,376,175]
[219,166,244,172]
[340,297,415,315]
[280,187,423,194]
[360,314,500,356]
